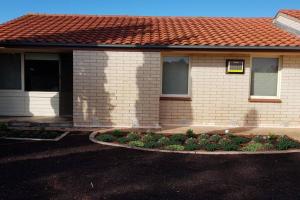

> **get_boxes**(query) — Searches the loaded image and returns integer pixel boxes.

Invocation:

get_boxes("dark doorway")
[59,53,73,117]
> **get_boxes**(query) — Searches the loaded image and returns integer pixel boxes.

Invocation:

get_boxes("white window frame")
[249,55,282,99]
[160,55,191,97]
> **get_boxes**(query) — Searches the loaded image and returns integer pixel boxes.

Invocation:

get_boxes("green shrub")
[96,134,116,142]
[198,133,209,140]
[117,137,129,144]
[185,137,197,145]
[157,136,170,146]
[165,144,185,151]
[204,143,220,151]
[184,143,200,151]
[142,133,162,143]
[186,129,197,138]
[230,136,251,145]
[142,133,155,143]
[144,141,159,149]
[127,132,141,141]
[0,123,8,131]
[264,142,274,150]
[276,136,299,150]
[169,134,186,144]
[198,138,209,148]
[152,133,164,141]
[219,139,239,151]
[112,129,126,137]
[128,140,144,148]
[252,135,265,143]
[209,134,221,143]
[242,142,265,152]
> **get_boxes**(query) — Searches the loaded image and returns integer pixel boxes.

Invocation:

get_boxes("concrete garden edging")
[89,131,300,155]
[1,131,70,142]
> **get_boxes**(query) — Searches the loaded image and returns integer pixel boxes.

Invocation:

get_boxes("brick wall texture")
[160,54,300,127]
[73,50,161,127]
[73,50,300,128]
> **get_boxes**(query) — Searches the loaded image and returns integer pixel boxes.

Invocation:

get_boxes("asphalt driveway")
[0,132,300,200]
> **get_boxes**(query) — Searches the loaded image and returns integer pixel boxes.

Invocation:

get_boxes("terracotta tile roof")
[1,13,300,48]
[280,9,300,21]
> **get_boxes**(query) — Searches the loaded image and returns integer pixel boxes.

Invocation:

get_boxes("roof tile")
[0,13,300,47]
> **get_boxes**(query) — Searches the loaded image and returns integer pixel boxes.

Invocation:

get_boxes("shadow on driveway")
[0,132,300,200]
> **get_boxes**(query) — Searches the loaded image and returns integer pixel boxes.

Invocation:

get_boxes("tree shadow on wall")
[135,55,193,129]
[74,51,114,127]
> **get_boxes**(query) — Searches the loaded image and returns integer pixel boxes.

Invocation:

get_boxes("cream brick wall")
[73,50,161,127]
[160,54,300,128]
[73,50,300,128]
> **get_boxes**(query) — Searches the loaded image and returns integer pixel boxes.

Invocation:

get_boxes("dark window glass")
[0,53,21,89]
[25,60,59,91]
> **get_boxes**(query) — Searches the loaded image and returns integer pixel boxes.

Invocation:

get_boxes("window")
[0,53,21,90]
[162,56,189,96]
[25,54,60,92]
[250,57,279,97]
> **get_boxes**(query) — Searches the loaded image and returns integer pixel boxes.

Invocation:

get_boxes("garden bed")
[93,129,300,152]
[0,124,68,141]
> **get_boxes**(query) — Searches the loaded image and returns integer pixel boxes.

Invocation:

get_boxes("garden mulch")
[0,131,300,200]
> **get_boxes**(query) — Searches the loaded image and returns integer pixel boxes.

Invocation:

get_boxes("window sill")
[248,98,282,103]
[160,96,192,101]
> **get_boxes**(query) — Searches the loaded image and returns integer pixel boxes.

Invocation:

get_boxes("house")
[1,9,300,128]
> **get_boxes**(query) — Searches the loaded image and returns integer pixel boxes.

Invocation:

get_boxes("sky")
[1,0,300,23]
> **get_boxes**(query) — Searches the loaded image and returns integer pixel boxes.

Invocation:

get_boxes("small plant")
[157,136,170,146]
[219,139,239,151]
[117,137,129,144]
[0,123,8,131]
[169,134,186,144]
[144,141,159,149]
[264,142,274,150]
[252,135,265,143]
[230,136,251,145]
[165,144,185,151]
[142,133,157,143]
[186,129,197,138]
[242,142,265,152]
[209,134,221,143]
[128,140,144,148]
[96,134,116,142]
[198,133,209,140]
[127,132,140,141]
[152,133,164,141]
[198,138,209,148]
[185,137,198,145]
[184,143,200,151]
[204,143,220,151]
[112,129,126,137]
[276,136,299,150]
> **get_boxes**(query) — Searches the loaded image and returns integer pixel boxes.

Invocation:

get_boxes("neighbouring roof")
[280,9,300,20]
[1,11,300,49]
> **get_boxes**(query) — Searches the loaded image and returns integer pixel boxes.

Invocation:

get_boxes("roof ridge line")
[20,12,272,19]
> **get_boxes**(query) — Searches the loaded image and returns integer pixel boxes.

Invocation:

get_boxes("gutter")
[1,41,300,51]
